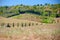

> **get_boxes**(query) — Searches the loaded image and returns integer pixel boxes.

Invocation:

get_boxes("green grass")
[11,13,40,19]
[11,13,55,23]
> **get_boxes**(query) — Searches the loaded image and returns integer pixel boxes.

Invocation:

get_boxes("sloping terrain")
[0,3,60,40]
[0,16,60,40]
[0,4,60,18]
[11,13,41,22]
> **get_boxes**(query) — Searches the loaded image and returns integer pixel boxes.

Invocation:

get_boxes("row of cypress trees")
[0,22,38,27]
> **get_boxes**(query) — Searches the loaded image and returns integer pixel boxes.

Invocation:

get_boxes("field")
[11,13,41,22]
[0,3,60,40]
[0,17,60,40]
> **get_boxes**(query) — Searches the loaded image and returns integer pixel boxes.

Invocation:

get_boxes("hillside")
[0,4,60,23]
[0,4,60,18]
[0,16,60,40]
[11,13,41,22]
[0,4,60,40]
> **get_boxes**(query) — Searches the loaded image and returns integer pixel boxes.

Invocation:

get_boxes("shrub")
[21,23,24,27]
[56,14,60,18]
[6,23,10,27]
[12,23,14,27]
[41,16,54,23]
[32,23,34,26]
[36,23,38,25]
[28,23,31,26]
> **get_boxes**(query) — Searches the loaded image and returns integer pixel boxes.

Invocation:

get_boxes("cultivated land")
[11,13,41,22]
[0,4,60,40]
[0,17,60,40]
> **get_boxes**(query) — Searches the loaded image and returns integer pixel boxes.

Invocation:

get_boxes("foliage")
[41,16,54,23]
[6,23,11,27]
[0,4,60,23]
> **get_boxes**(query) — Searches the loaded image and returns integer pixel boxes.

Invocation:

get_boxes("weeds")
[1,23,5,27]
[17,23,19,27]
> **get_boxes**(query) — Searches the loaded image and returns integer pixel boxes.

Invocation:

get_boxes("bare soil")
[0,17,60,40]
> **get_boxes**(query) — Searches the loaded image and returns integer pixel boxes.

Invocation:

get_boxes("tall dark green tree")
[6,23,10,27]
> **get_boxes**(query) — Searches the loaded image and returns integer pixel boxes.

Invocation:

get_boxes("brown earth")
[0,16,60,40]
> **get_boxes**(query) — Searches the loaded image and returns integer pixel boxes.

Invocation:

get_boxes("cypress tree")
[6,23,10,27]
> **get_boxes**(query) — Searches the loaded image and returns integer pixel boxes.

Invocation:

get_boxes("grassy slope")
[11,13,41,22]
[0,16,60,40]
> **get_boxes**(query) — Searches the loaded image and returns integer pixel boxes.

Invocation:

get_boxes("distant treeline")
[0,4,60,17]
[0,4,60,23]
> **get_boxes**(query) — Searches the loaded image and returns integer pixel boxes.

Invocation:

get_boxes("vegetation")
[1,23,5,27]
[0,4,60,23]
[6,23,11,27]
[21,23,24,27]
[17,23,19,27]
[12,23,15,27]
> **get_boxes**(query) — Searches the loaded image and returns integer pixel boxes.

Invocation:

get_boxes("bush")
[32,23,34,26]
[36,23,38,25]
[56,14,60,18]
[28,23,31,26]
[6,23,10,27]
[13,23,14,27]
[41,16,54,23]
